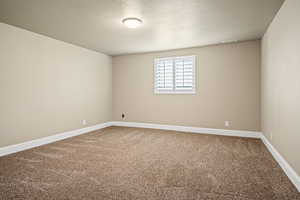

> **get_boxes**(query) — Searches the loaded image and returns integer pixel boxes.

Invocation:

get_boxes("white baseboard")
[0,122,112,157]
[110,121,262,138]
[1,120,299,192]
[261,134,300,192]
[0,121,261,157]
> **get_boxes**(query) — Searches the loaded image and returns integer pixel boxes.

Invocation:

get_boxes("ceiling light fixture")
[122,17,143,28]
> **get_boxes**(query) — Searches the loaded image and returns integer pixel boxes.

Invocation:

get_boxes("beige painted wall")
[0,23,112,147]
[113,40,261,132]
[262,0,300,175]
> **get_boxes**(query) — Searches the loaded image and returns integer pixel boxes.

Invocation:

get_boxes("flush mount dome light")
[122,17,143,28]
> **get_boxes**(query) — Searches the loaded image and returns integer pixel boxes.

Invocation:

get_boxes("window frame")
[154,55,196,94]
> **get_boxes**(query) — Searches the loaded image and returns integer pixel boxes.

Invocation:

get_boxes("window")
[154,55,196,94]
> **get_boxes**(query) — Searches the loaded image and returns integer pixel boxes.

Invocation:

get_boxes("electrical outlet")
[122,113,125,119]
[225,121,230,127]
[82,120,87,125]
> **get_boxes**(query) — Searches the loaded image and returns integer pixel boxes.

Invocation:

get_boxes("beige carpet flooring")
[0,126,299,200]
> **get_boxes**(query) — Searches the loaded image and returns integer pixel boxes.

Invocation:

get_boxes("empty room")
[0,0,299,199]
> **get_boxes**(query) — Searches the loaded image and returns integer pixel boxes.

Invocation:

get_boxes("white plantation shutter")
[174,56,195,91]
[155,58,174,91]
[154,56,195,94]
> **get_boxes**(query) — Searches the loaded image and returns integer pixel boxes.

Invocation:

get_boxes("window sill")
[154,90,196,94]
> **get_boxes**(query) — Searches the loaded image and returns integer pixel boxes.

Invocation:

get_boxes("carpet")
[0,126,299,200]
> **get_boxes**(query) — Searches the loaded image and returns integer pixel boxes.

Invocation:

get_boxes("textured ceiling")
[0,0,284,55]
